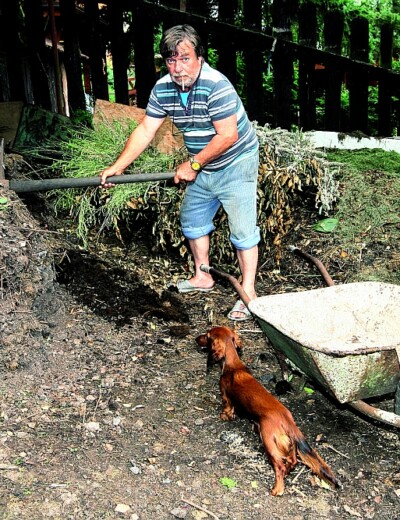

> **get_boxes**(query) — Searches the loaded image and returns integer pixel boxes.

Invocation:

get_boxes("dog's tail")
[296,435,339,489]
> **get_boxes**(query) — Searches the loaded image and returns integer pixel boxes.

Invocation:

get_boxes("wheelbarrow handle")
[200,264,251,306]
[288,246,335,287]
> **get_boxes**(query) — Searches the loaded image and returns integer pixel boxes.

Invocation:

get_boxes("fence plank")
[244,0,265,124]
[109,1,130,105]
[217,0,238,87]
[132,2,157,109]
[271,0,296,129]
[298,2,317,131]
[349,17,370,133]
[378,23,393,136]
[324,10,345,131]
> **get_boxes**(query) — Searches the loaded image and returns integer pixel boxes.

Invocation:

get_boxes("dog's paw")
[270,486,285,497]
[220,411,235,421]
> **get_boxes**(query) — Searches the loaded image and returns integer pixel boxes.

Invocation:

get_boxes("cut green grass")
[326,149,400,284]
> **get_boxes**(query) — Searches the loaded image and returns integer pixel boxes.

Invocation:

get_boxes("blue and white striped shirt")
[146,62,258,173]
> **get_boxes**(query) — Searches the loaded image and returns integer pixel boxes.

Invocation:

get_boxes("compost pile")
[0,153,399,520]
[0,159,64,373]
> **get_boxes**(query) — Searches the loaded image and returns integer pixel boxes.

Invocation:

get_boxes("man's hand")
[99,115,165,189]
[174,161,198,184]
[100,166,125,189]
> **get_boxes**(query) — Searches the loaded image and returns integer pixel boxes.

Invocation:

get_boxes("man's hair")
[160,25,204,59]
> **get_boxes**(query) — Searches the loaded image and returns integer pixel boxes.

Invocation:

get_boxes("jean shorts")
[180,150,260,250]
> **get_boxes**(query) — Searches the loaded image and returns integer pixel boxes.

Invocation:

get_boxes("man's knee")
[230,228,260,250]
[182,223,215,240]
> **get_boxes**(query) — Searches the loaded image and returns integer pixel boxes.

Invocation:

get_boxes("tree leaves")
[313,218,339,233]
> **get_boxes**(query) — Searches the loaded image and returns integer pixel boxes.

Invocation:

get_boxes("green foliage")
[70,109,94,128]
[0,197,9,211]
[220,477,238,489]
[313,217,339,232]
[236,51,247,107]
[107,62,116,103]
[327,148,400,175]
[326,148,400,283]
[207,47,219,69]
[46,118,180,246]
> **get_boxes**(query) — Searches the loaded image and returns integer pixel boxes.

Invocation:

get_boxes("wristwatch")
[190,157,202,172]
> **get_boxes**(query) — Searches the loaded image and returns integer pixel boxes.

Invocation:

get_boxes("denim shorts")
[180,150,260,250]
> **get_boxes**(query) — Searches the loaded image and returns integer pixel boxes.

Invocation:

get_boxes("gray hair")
[160,25,204,59]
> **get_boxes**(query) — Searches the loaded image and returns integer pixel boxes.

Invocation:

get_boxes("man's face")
[165,39,202,91]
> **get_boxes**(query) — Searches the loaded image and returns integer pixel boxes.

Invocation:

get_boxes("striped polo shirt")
[146,62,259,173]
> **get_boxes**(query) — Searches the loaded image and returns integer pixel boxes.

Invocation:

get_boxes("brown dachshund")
[196,326,339,496]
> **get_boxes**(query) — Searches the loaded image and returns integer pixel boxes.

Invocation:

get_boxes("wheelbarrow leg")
[274,351,291,381]
[348,400,400,428]
[395,381,400,416]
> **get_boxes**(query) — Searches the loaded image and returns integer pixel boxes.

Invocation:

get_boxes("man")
[100,25,260,321]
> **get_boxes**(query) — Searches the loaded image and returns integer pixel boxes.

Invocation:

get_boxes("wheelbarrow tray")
[248,282,400,404]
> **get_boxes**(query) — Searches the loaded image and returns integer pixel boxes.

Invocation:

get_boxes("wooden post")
[271,0,296,130]
[48,0,65,114]
[1,0,25,101]
[348,16,369,133]
[84,0,109,102]
[243,0,265,125]
[109,1,129,105]
[24,0,52,110]
[323,10,345,132]
[378,23,393,136]
[132,1,156,108]
[298,2,317,131]
[218,0,238,87]
[59,0,87,113]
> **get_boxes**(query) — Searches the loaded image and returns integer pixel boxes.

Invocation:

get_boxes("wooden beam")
[48,0,65,115]
[137,0,400,87]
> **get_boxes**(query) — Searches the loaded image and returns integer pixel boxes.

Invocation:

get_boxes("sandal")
[227,300,252,322]
[177,279,215,293]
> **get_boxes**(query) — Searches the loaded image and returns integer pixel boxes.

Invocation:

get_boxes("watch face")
[191,161,201,171]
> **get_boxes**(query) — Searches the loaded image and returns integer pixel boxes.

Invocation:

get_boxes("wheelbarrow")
[200,247,400,428]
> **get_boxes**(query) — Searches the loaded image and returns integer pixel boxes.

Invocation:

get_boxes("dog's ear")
[210,337,226,362]
[232,330,242,351]
[196,333,209,349]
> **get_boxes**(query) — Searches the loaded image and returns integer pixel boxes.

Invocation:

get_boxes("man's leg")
[185,235,215,289]
[179,174,219,290]
[230,245,258,319]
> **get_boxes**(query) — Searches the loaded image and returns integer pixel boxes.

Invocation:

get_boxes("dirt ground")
[0,157,399,520]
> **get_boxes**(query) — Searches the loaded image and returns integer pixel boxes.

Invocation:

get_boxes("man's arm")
[195,114,238,166]
[100,115,165,186]
[174,114,238,183]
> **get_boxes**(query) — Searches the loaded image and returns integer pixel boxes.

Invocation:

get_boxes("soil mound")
[0,166,63,373]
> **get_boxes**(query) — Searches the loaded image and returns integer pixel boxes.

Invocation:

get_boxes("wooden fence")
[121,0,400,137]
[1,0,399,138]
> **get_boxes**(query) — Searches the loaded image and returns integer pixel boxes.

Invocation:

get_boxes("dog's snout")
[196,333,209,348]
